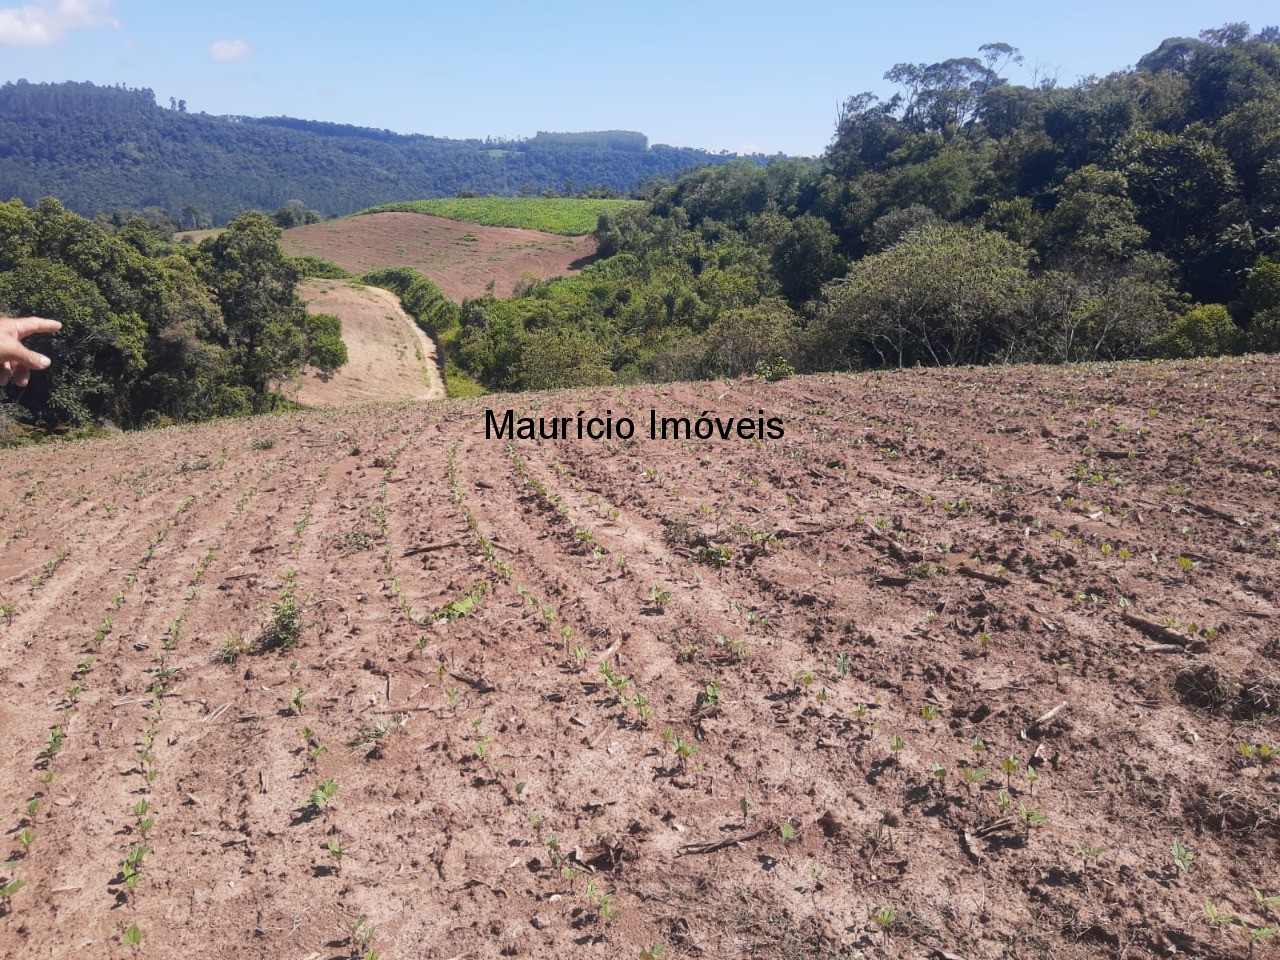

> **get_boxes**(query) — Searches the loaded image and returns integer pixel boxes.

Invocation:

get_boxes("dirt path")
[291,278,444,406]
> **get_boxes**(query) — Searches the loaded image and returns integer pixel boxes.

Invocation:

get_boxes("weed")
[212,634,248,664]
[258,589,304,653]
[872,906,897,932]
[1080,845,1104,865]
[1171,839,1194,875]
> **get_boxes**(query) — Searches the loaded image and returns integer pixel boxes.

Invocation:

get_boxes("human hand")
[0,316,61,387]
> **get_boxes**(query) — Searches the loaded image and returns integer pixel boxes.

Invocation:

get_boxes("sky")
[1,0,1276,157]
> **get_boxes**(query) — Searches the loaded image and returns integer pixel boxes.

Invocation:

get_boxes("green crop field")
[357,197,643,235]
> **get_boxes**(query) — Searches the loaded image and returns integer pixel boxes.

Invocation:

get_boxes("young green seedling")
[961,767,987,793]
[1000,755,1020,788]
[307,778,339,812]
[121,922,142,949]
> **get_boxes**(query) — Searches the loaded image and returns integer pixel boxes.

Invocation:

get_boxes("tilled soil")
[280,213,598,302]
[0,358,1277,959]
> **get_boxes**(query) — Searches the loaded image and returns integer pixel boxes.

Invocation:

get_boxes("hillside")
[0,81,752,224]
[0,359,1277,958]
[280,212,599,302]
[290,279,444,406]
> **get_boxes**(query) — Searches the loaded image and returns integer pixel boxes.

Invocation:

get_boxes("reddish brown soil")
[280,213,599,302]
[291,279,444,407]
[1,358,1278,959]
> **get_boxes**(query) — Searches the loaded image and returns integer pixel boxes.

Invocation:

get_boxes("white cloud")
[0,0,115,48]
[210,38,251,63]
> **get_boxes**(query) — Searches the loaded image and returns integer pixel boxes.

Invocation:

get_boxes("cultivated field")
[291,279,444,407]
[0,359,1277,959]
[359,198,643,236]
[280,212,598,302]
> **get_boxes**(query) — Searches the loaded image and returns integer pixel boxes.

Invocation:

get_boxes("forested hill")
[0,81,749,224]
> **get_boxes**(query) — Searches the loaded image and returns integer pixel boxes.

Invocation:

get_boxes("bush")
[1150,304,1243,358]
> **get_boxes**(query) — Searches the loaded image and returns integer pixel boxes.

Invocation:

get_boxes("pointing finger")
[7,317,62,338]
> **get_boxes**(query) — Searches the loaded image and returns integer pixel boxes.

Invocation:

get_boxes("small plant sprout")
[1017,803,1047,833]
[888,734,905,754]
[16,829,35,851]
[780,819,798,842]
[695,680,723,711]
[640,945,665,960]
[794,669,815,689]
[835,651,851,678]
[1000,755,1020,788]
[961,767,987,793]
[0,878,25,913]
[327,839,344,869]
[307,778,339,812]
[288,687,306,715]
[345,917,376,959]
[121,845,148,889]
[740,796,754,822]
[1024,764,1039,794]
[39,726,64,760]
[996,790,1011,810]
[921,702,940,724]
[121,921,142,949]
[25,798,40,819]
[971,735,986,753]
[929,761,948,785]
[671,735,698,769]
[647,584,672,610]
[872,906,897,933]
[1171,839,1194,875]
[1080,845,1104,865]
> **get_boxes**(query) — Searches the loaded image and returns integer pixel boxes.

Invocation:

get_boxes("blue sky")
[1,1,1276,156]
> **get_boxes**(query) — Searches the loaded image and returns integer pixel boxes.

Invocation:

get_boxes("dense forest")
[447,24,1280,390]
[0,200,346,438]
[0,81,747,224]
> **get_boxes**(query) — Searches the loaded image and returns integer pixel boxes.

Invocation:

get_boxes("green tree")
[815,223,1033,368]
[199,212,342,406]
